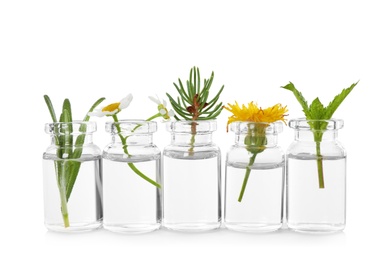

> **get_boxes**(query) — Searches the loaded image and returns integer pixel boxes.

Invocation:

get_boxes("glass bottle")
[102,120,161,233]
[224,122,285,232]
[163,120,221,231]
[43,121,102,232]
[286,118,346,233]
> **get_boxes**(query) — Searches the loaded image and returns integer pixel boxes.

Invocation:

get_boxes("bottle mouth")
[106,120,157,134]
[167,120,217,133]
[229,121,283,135]
[288,118,344,130]
[45,121,97,135]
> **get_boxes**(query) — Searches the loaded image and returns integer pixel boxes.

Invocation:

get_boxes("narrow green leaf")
[62,99,73,147]
[166,93,192,120]
[202,85,224,113]
[201,102,223,115]
[281,82,310,117]
[189,67,195,98]
[167,94,188,112]
[65,161,81,201]
[324,81,358,119]
[178,79,190,101]
[61,108,73,157]
[180,96,188,109]
[71,97,106,159]
[197,67,200,94]
[44,95,58,123]
[82,97,105,122]
[193,67,197,94]
[173,83,191,104]
[198,91,209,112]
[65,97,105,201]
[206,71,214,91]
[187,80,194,101]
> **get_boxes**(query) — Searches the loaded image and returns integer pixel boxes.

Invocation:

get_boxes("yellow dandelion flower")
[259,104,288,124]
[224,101,288,202]
[224,102,288,131]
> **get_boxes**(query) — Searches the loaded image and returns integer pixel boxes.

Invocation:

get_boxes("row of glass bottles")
[43,119,346,233]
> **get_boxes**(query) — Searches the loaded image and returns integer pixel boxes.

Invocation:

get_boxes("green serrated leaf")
[281,82,310,117]
[308,98,326,120]
[324,81,358,119]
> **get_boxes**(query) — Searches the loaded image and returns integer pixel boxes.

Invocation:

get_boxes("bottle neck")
[112,133,153,146]
[295,129,338,142]
[235,133,278,147]
[171,132,213,146]
[167,120,216,146]
[51,133,94,146]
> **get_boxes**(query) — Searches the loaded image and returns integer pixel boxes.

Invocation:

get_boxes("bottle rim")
[166,119,217,133]
[288,118,344,130]
[106,120,157,134]
[229,121,284,134]
[45,121,97,135]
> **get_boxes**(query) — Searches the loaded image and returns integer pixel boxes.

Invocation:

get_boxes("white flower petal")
[156,94,162,104]
[148,96,160,105]
[88,110,106,117]
[119,94,133,109]
[159,109,167,116]
[104,109,118,116]
[168,109,175,117]
[163,99,167,107]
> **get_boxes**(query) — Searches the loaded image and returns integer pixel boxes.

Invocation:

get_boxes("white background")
[0,0,390,259]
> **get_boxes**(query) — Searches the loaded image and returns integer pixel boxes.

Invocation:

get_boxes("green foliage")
[281,81,358,131]
[281,81,358,189]
[166,66,225,121]
[44,96,105,202]
[281,82,310,117]
[324,82,358,119]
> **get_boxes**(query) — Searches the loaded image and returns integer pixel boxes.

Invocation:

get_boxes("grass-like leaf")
[44,95,58,123]
[66,97,105,201]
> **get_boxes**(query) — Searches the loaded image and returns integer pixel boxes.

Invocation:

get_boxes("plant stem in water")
[316,141,325,189]
[188,121,197,156]
[56,161,70,228]
[238,152,258,202]
[112,115,161,188]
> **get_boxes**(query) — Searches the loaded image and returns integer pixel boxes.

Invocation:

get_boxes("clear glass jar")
[102,120,161,233]
[43,121,102,232]
[286,118,346,233]
[224,122,284,232]
[163,120,221,231]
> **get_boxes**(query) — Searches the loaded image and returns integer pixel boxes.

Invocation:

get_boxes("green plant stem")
[146,113,161,121]
[112,114,161,188]
[316,141,325,189]
[56,161,70,228]
[131,113,161,133]
[238,152,258,202]
[188,121,197,156]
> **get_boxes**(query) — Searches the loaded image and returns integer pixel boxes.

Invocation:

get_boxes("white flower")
[149,95,175,120]
[89,94,133,117]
